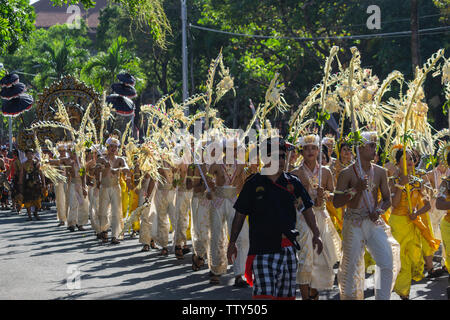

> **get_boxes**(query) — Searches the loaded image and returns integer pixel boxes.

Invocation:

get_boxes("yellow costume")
[442,196,450,271]
[120,171,140,233]
[389,180,440,297]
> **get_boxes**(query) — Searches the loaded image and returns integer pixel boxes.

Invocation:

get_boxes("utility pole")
[8,117,12,152]
[181,0,189,116]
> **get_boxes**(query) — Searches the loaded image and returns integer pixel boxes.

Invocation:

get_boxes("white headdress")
[360,131,378,145]
[298,134,320,147]
[106,137,120,147]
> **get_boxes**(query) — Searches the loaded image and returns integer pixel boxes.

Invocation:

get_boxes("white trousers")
[88,186,101,234]
[154,188,176,248]
[209,197,249,277]
[98,185,122,238]
[338,212,400,300]
[174,189,193,247]
[55,182,68,222]
[67,182,89,227]
[139,186,157,246]
[297,206,342,290]
[190,194,211,259]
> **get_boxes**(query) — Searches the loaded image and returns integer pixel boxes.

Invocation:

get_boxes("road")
[0,207,448,300]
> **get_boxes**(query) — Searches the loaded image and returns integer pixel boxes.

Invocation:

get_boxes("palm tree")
[82,36,138,91]
[34,37,88,86]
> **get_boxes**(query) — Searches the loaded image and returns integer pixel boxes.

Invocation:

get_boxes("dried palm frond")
[120,202,151,237]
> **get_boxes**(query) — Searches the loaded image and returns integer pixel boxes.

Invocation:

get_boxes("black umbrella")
[2,94,33,117]
[0,73,19,88]
[117,73,136,86]
[0,82,26,100]
[106,94,135,116]
[111,83,137,99]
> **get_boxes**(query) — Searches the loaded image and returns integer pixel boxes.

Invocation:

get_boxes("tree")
[0,0,35,55]
[50,0,171,48]
[82,36,146,93]
[33,37,90,87]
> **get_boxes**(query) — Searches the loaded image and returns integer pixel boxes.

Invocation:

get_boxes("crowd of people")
[2,128,449,300]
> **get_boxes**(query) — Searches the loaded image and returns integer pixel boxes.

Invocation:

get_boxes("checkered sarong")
[252,246,297,299]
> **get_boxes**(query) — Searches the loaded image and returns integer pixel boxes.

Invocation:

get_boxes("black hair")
[322,144,330,163]
[394,148,403,165]
[447,151,450,167]
[260,138,287,156]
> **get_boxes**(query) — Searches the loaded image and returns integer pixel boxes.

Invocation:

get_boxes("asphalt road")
[0,207,448,300]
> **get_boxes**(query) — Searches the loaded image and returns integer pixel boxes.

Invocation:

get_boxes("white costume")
[429,167,450,240]
[55,182,68,223]
[139,177,157,246]
[154,183,177,248]
[190,191,211,260]
[174,185,193,247]
[88,184,100,234]
[67,162,89,228]
[296,163,341,290]
[336,148,400,299]
[209,163,249,277]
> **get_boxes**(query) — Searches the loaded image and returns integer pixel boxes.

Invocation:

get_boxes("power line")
[189,24,450,41]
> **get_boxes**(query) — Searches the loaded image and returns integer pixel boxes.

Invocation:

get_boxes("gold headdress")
[389,143,404,165]
[437,141,450,169]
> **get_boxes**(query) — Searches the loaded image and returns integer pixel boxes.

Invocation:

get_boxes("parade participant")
[187,139,214,271]
[435,142,450,299]
[96,137,128,244]
[388,146,438,299]
[138,174,156,252]
[292,134,341,300]
[427,158,449,242]
[333,131,400,300]
[55,146,89,232]
[10,149,22,213]
[173,150,193,259]
[208,138,249,287]
[327,140,353,234]
[19,149,46,221]
[227,138,323,299]
[153,154,177,255]
[85,147,101,238]
[53,142,68,227]
[322,135,336,167]
[0,151,9,210]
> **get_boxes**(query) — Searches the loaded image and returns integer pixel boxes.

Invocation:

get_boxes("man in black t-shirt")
[227,138,323,300]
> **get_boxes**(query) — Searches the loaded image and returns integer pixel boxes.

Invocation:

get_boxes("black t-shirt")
[233,171,314,255]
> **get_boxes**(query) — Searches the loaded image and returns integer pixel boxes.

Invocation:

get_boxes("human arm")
[227,211,247,263]
[436,180,450,210]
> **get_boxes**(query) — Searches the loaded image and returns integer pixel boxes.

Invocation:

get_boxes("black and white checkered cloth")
[252,246,297,299]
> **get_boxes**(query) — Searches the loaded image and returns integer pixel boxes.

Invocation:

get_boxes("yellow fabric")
[441,218,450,271]
[391,188,440,252]
[186,209,192,240]
[390,189,429,297]
[326,200,343,233]
[120,172,140,232]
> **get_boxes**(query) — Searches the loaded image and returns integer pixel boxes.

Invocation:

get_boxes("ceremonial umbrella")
[106,93,135,116]
[111,83,137,99]
[0,82,26,100]
[2,93,34,117]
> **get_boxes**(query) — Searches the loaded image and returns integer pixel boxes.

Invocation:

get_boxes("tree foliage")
[0,0,35,55]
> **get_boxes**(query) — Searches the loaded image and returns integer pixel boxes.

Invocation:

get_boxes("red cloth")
[244,238,293,287]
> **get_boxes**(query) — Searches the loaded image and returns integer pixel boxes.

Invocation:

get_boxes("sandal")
[234,277,249,288]
[182,246,191,255]
[141,244,150,252]
[309,291,319,300]
[159,247,169,256]
[111,237,120,245]
[191,254,205,271]
[150,240,157,250]
[101,231,109,243]
[426,268,443,279]
[209,274,220,285]
[175,246,184,259]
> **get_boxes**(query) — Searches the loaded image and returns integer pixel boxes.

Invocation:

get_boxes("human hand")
[399,174,408,186]
[312,235,323,255]
[355,176,368,192]
[227,242,237,264]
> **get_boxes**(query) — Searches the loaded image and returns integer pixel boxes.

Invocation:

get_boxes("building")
[32,0,108,32]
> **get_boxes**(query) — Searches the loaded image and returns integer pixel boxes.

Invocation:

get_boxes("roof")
[32,0,108,29]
